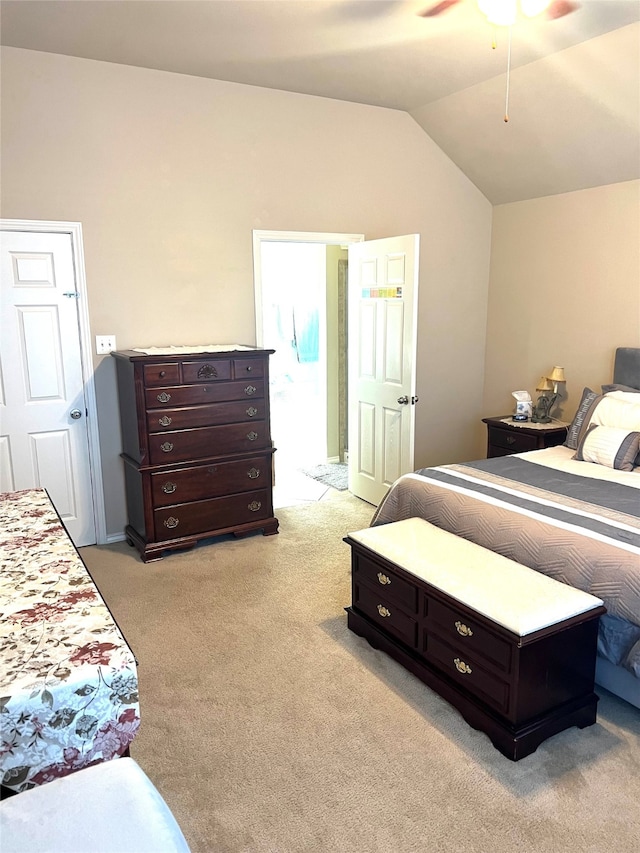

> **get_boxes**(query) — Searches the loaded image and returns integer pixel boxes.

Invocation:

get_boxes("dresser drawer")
[353,554,418,614]
[488,427,537,454]
[146,400,266,433]
[426,634,510,714]
[181,359,231,384]
[428,598,512,675]
[143,363,181,386]
[150,455,271,507]
[149,422,270,465]
[354,583,418,649]
[233,357,265,379]
[154,489,270,541]
[145,379,265,409]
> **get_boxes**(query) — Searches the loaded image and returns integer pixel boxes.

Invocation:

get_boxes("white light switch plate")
[96,335,116,354]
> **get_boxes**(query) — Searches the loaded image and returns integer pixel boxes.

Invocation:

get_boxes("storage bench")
[344,517,606,760]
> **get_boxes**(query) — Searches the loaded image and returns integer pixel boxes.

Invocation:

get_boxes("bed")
[371,347,640,709]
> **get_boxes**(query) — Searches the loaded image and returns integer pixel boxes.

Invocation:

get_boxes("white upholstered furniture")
[0,758,190,852]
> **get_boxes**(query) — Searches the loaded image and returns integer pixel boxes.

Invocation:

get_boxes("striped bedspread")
[371,449,640,631]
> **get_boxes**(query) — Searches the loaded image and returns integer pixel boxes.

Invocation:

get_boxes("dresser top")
[347,518,604,637]
[112,345,274,361]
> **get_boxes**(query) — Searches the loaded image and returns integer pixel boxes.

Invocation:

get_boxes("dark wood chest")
[112,347,278,561]
[345,521,605,760]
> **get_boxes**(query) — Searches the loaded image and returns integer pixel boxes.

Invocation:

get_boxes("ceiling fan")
[419,0,579,26]
[418,0,580,121]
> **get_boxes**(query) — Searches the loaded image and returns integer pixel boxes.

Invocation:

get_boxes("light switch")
[96,335,116,354]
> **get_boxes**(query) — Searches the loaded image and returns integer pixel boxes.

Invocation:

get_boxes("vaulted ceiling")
[1,0,638,204]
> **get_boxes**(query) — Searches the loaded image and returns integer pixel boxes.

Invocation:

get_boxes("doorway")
[253,230,364,506]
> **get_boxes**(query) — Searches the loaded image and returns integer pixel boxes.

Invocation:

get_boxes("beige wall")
[483,180,640,431]
[1,48,492,538]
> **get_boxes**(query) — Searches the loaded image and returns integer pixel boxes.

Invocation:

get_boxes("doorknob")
[397,396,409,405]
[411,396,419,404]
[70,409,83,420]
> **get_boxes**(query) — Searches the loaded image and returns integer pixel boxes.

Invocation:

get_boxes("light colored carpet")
[82,492,640,853]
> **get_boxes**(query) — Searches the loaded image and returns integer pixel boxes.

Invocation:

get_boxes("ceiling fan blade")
[546,1,579,19]
[418,0,462,17]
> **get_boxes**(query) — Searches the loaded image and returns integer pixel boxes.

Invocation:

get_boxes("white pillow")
[573,425,640,472]
[604,390,640,403]
[589,395,640,432]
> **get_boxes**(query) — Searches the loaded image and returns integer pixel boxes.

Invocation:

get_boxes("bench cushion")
[349,518,604,636]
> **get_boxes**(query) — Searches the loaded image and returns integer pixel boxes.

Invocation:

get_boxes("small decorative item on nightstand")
[532,366,566,423]
[482,416,568,459]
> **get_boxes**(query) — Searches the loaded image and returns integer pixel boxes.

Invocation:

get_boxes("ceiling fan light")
[477,0,518,26]
[521,0,552,17]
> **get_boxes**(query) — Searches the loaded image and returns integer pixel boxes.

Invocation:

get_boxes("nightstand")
[482,416,568,459]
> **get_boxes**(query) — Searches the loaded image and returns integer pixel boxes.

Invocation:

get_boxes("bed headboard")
[613,347,640,390]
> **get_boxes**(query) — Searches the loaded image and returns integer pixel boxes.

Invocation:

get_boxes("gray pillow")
[564,387,602,450]
[601,383,640,394]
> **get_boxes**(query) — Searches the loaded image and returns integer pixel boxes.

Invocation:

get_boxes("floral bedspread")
[0,489,140,793]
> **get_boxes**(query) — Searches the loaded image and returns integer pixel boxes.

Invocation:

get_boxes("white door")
[0,229,97,545]
[348,234,420,505]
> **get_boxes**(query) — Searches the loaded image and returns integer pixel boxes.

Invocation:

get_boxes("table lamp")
[531,368,565,423]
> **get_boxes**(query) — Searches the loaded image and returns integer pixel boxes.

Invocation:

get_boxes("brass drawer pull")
[159,370,166,378]
[163,516,179,529]
[248,500,262,512]
[247,467,260,479]
[455,621,473,637]
[246,406,258,418]
[160,442,174,453]
[157,392,171,403]
[377,572,391,585]
[244,385,257,396]
[158,415,172,427]
[162,482,177,494]
[246,431,258,441]
[454,658,472,675]
[245,365,252,372]
[377,604,391,618]
[197,364,218,379]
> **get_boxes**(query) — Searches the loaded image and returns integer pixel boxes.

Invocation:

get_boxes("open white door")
[0,226,102,545]
[347,234,419,505]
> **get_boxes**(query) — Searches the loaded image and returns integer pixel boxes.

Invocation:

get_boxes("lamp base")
[531,415,552,424]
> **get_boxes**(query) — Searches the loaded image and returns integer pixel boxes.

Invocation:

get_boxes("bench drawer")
[426,634,510,715]
[353,583,418,649]
[353,553,418,613]
[428,598,512,675]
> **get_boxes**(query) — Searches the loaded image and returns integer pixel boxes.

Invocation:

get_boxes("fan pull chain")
[504,25,512,122]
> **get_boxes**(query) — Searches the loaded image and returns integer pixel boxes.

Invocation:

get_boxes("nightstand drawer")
[489,427,537,454]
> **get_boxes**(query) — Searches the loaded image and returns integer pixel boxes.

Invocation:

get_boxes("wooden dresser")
[112,346,278,562]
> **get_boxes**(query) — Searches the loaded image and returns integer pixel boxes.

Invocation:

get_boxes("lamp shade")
[536,377,553,392]
[548,366,566,383]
